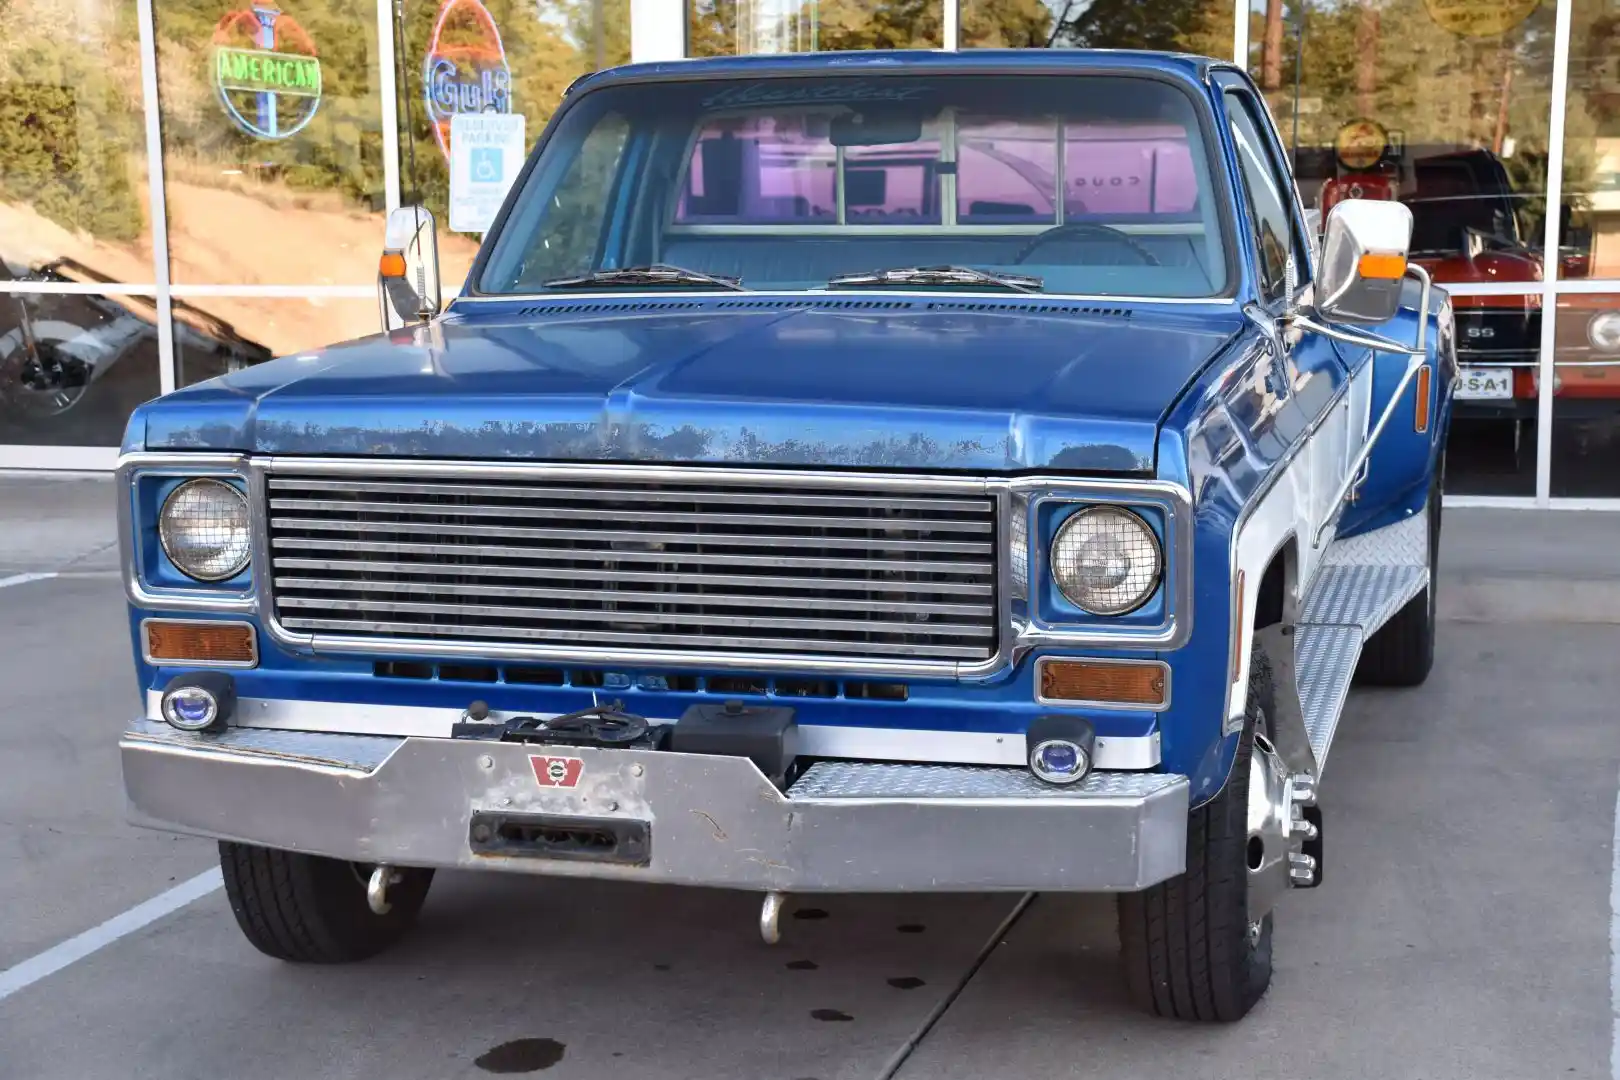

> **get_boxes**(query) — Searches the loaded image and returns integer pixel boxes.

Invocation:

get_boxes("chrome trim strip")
[1033,657,1171,712]
[142,691,1160,769]
[139,617,260,669]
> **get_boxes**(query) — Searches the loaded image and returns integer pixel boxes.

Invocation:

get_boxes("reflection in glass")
[174,296,380,386]
[398,0,627,290]
[0,291,162,447]
[690,0,944,55]
[0,0,153,284]
[1560,0,1620,279]
[153,0,386,285]
[960,0,1232,53]
[1445,292,1539,496]
[1550,294,1620,496]
[1249,0,1555,296]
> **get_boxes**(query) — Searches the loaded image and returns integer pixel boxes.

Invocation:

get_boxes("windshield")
[478,74,1230,299]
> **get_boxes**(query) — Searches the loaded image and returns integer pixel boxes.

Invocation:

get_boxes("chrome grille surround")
[262,467,1000,666]
[118,453,1195,680]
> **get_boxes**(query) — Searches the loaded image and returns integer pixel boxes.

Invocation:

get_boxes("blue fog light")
[1030,739,1090,785]
[163,686,219,731]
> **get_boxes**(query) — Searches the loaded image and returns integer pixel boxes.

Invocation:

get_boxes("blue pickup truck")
[117,49,1454,1022]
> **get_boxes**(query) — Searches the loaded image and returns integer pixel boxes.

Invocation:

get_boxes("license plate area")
[469,811,651,866]
[1456,367,1514,400]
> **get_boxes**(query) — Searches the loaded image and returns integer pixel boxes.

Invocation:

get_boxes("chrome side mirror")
[378,206,441,331]
[1314,199,1412,324]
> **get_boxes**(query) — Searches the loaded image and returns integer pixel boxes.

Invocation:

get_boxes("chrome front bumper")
[121,720,1189,892]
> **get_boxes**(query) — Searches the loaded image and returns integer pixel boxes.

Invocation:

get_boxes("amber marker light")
[379,252,408,278]
[143,620,258,667]
[1357,252,1408,280]
[1037,658,1169,709]
[1413,365,1432,433]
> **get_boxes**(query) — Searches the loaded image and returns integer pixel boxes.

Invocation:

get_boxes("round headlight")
[1050,506,1162,615]
[1587,311,1620,353]
[159,478,251,582]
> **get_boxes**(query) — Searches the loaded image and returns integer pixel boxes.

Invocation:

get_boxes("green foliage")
[0,7,146,245]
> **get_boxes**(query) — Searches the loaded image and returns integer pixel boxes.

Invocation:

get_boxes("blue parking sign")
[470,146,503,184]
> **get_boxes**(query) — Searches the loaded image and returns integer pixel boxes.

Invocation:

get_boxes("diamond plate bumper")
[121,720,1189,892]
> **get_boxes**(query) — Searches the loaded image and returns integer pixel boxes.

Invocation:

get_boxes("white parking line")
[1612,774,1619,1080]
[0,869,222,1003]
[0,572,58,590]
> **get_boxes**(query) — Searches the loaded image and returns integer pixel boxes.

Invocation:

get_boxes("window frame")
[465,66,1246,301]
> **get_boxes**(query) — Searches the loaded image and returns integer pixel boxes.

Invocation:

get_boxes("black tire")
[1355,477,1440,687]
[1117,645,1274,1022]
[218,842,433,963]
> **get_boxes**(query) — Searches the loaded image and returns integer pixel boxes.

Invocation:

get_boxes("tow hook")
[759,891,786,945]
[367,864,404,915]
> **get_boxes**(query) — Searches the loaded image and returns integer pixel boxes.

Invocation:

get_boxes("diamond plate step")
[1294,625,1362,768]
[788,761,1184,801]
[1293,507,1432,771]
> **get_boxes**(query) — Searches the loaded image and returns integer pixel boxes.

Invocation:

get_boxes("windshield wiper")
[542,265,747,291]
[826,265,1044,293]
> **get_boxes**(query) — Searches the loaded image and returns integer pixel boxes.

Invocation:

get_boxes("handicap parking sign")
[449,113,526,234]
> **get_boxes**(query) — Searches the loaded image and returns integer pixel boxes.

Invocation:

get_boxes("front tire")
[1117,645,1275,1022]
[218,842,433,963]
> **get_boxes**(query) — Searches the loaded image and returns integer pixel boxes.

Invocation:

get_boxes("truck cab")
[117,50,1454,1022]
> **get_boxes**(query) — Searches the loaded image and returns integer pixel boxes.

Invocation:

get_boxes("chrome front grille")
[264,469,1000,663]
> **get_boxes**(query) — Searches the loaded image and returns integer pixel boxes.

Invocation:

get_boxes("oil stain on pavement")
[473,1038,566,1073]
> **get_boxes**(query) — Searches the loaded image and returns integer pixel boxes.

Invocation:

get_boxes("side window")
[508,114,631,288]
[1224,93,1297,305]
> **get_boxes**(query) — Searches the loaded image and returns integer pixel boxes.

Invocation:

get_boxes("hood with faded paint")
[130,298,1243,473]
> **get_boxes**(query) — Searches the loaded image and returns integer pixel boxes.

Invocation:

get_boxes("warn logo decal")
[530,755,584,789]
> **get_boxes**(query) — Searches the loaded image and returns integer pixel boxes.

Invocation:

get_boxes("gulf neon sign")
[212,5,322,140]
[423,0,512,161]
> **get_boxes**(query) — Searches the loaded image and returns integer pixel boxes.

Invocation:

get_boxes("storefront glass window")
[0,291,162,447]
[690,0,944,56]
[1549,295,1620,496]
[397,0,627,291]
[1252,0,1556,496]
[961,0,1232,54]
[153,0,387,285]
[0,0,154,285]
[1560,0,1620,280]
[174,296,378,386]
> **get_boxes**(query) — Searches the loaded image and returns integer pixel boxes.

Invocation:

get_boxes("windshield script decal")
[701,81,933,109]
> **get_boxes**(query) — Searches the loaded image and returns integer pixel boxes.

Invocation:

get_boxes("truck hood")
[136,298,1242,473]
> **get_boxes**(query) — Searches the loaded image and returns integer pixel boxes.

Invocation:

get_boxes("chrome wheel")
[1245,733,1294,920]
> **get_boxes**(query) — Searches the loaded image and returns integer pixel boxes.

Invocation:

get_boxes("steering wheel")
[1011,223,1161,266]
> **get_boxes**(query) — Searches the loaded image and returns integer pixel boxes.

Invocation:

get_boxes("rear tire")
[1355,477,1440,687]
[218,842,433,963]
[1117,645,1275,1022]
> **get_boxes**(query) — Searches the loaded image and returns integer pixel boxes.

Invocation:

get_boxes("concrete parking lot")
[1,473,1617,1079]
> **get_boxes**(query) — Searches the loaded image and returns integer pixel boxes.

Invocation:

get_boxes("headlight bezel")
[1048,504,1165,617]
[1587,310,1620,353]
[119,455,257,611]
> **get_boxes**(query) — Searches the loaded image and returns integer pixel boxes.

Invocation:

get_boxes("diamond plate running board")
[1295,508,1430,770]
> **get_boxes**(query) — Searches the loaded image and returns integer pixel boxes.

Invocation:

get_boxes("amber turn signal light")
[378,252,408,278]
[143,620,258,666]
[1038,658,1168,709]
[1357,252,1408,280]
